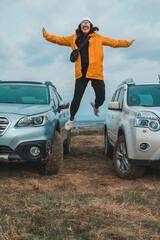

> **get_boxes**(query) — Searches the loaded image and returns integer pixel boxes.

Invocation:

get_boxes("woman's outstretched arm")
[101,35,135,48]
[42,27,74,47]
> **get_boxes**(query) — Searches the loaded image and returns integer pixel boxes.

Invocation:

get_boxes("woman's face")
[80,20,91,34]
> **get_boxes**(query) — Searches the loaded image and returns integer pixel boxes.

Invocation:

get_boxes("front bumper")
[126,127,160,160]
[128,159,160,166]
[0,113,55,162]
[0,140,49,163]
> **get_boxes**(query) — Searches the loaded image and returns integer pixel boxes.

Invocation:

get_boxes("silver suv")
[0,81,70,175]
[104,79,160,179]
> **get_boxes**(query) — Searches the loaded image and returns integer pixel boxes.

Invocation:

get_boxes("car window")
[112,89,120,102]
[55,91,62,102]
[128,85,160,106]
[54,93,60,109]
[111,91,116,101]
[117,88,125,109]
[50,87,59,109]
[0,85,49,104]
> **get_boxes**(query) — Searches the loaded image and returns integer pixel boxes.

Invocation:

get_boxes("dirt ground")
[0,134,160,240]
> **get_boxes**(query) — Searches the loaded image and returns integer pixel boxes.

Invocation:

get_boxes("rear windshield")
[128,85,160,107]
[0,85,49,104]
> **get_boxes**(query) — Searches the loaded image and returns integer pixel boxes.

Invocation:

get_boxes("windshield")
[128,85,160,107]
[0,85,49,104]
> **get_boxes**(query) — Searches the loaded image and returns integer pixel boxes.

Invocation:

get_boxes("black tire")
[113,135,145,179]
[63,130,71,154]
[39,130,63,175]
[104,127,113,157]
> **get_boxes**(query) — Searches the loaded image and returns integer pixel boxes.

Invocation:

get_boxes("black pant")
[70,77,105,120]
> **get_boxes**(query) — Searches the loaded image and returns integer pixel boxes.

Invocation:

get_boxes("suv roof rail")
[0,81,43,85]
[0,80,57,90]
[44,81,57,90]
[118,78,134,87]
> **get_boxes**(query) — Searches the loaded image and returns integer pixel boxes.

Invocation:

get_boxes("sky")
[0,0,160,120]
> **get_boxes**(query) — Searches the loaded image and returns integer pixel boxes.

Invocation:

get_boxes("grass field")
[0,135,160,240]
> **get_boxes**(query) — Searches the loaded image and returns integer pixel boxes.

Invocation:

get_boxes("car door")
[107,87,124,144]
[111,87,125,143]
[107,89,120,143]
[52,88,68,141]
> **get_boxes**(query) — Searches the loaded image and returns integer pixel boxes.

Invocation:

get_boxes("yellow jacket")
[43,32,133,80]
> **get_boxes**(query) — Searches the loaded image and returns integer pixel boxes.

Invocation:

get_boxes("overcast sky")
[0,0,160,120]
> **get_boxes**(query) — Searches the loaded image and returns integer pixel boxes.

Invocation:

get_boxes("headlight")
[17,113,48,127]
[135,111,160,131]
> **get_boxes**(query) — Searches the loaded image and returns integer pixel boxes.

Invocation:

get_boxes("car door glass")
[55,91,62,104]
[55,91,62,101]
[54,92,59,109]
[117,88,125,109]
[50,88,59,109]
[114,89,120,102]
[111,91,117,101]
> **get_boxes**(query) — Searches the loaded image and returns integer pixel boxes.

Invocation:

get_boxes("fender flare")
[54,120,60,134]
[118,126,129,155]
[46,120,61,152]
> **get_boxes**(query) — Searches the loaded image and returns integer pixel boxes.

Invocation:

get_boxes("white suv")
[104,79,160,179]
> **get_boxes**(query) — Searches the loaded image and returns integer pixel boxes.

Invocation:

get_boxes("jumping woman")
[42,17,135,130]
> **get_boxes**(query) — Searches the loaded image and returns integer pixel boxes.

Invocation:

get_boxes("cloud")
[0,32,15,61]
[126,22,160,61]
[0,0,160,119]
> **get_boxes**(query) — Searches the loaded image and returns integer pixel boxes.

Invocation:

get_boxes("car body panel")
[105,81,160,164]
[0,81,70,163]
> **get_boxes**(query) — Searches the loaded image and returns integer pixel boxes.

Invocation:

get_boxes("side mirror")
[108,101,120,110]
[59,101,70,109]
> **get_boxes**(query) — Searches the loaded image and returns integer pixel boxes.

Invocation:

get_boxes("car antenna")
[158,74,160,83]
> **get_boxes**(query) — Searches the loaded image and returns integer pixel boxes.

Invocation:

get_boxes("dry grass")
[0,135,160,240]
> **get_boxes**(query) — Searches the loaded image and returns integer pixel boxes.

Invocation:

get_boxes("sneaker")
[90,100,100,117]
[65,116,76,131]
[65,120,74,131]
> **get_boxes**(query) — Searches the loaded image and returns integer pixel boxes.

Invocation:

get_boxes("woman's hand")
[42,27,46,36]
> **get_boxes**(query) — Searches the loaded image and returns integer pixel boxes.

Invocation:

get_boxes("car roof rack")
[118,78,135,87]
[0,80,57,90]
[44,81,57,90]
[0,80,43,85]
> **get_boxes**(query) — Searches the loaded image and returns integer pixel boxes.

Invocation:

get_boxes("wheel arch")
[54,120,60,133]
[118,127,125,138]
[104,123,107,143]
[104,123,107,134]
[117,126,129,154]
[46,120,61,153]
